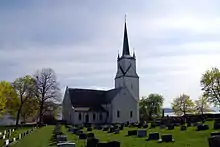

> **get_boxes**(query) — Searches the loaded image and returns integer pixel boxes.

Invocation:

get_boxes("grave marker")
[146,132,160,141]
[208,135,220,147]
[137,130,147,137]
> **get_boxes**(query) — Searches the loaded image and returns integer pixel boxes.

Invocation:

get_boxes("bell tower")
[115,20,139,101]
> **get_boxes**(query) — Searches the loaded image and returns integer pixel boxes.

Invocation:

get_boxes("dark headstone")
[197,124,209,131]
[103,127,109,131]
[137,130,147,137]
[79,133,87,139]
[160,125,166,129]
[160,134,174,142]
[87,138,99,147]
[150,123,156,128]
[143,124,148,128]
[180,125,187,131]
[56,135,67,143]
[97,143,108,147]
[108,141,120,147]
[211,132,220,137]
[214,122,220,130]
[208,136,220,147]
[87,127,92,131]
[87,133,95,139]
[167,124,174,130]
[146,132,160,141]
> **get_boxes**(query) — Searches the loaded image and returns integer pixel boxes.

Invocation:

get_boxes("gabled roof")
[68,88,121,107]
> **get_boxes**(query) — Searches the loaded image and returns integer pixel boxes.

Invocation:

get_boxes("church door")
[85,114,89,123]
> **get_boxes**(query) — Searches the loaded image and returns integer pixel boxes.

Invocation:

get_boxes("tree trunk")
[39,101,44,125]
[16,104,23,127]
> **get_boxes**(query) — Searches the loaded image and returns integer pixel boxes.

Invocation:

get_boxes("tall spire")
[122,15,130,56]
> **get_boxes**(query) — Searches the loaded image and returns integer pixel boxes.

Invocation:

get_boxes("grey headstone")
[19,134,22,140]
[5,139,9,146]
[0,132,2,135]
[147,132,160,141]
[13,138,16,142]
[137,130,147,137]
[3,135,6,139]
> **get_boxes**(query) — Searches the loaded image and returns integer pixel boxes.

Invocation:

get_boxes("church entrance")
[85,114,89,123]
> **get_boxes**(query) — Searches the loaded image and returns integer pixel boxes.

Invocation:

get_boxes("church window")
[107,112,109,118]
[78,113,82,121]
[131,84,133,89]
[99,114,102,120]
[130,111,133,118]
[93,114,96,120]
[117,110,120,118]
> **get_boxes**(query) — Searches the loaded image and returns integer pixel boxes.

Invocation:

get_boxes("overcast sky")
[1,0,220,107]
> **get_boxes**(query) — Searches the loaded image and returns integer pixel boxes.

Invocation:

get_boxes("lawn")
[11,121,217,147]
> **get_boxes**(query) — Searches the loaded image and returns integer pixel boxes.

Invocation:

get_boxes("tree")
[201,67,220,107]
[141,94,164,120]
[20,98,39,123]
[33,68,61,124]
[172,94,195,116]
[12,75,36,126]
[194,95,210,115]
[139,97,148,122]
[0,81,17,116]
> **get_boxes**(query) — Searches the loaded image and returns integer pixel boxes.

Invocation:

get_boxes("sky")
[1,0,220,107]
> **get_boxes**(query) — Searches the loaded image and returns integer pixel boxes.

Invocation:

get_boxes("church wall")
[124,76,139,102]
[111,88,139,123]
[71,111,107,125]
[62,88,73,124]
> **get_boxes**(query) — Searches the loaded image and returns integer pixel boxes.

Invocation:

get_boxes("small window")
[107,112,109,118]
[78,113,82,121]
[117,110,120,118]
[130,111,133,118]
[131,84,133,89]
[93,114,96,120]
[99,114,102,120]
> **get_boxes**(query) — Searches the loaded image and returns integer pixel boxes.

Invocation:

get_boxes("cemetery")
[0,118,217,147]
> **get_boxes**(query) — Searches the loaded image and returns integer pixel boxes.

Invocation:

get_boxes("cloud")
[1,0,220,107]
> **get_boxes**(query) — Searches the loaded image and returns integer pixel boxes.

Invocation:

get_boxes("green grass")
[10,121,218,147]
[0,127,32,146]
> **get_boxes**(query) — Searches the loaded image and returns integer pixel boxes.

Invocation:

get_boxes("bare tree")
[34,68,61,124]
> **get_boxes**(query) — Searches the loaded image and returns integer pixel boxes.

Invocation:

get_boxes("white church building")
[62,21,140,124]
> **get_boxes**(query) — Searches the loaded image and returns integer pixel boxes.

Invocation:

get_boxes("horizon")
[1,1,220,107]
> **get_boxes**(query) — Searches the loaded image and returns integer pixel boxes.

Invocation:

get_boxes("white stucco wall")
[62,88,72,124]
[72,111,107,125]
[111,88,139,123]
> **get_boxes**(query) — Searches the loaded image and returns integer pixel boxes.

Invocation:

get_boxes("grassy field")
[11,121,218,147]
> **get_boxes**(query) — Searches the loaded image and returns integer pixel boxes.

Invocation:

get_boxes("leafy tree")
[33,68,61,124]
[139,97,148,122]
[141,94,164,120]
[172,94,195,116]
[0,81,17,116]
[20,98,39,123]
[12,75,36,126]
[201,67,220,107]
[194,95,210,115]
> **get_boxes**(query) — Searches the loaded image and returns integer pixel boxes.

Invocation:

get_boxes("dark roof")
[68,88,121,107]
[122,22,130,56]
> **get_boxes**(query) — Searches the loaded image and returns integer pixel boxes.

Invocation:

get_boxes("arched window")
[93,113,96,120]
[117,110,120,118]
[130,111,133,118]
[107,112,109,118]
[78,113,82,121]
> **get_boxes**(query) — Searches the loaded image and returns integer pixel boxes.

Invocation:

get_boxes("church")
[62,21,140,124]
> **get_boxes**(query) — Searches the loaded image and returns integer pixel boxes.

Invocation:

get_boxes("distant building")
[62,21,140,124]
[0,113,16,125]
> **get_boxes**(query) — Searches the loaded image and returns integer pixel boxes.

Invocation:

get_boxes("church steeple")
[122,18,130,56]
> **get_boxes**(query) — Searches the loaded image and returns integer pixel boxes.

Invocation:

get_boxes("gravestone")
[143,124,148,128]
[57,135,67,143]
[19,134,22,140]
[128,130,137,136]
[160,125,166,129]
[119,125,124,130]
[4,130,6,134]
[168,125,174,130]
[114,129,120,134]
[3,134,6,139]
[180,125,187,131]
[108,127,115,133]
[103,127,109,131]
[197,124,209,131]
[87,138,99,147]
[150,123,156,128]
[5,139,9,147]
[108,141,120,147]
[12,129,14,132]
[137,130,147,137]
[97,142,108,147]
[146,132,160,141]
[208,135,220,147]
[211,132,220,137]
[159,134,174,142]
[87,133,95,139]
[0,132,2,136]
[13,138,16,142]
[57,142,76,147]
[214,122,220,130]
[79,133,87,139]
